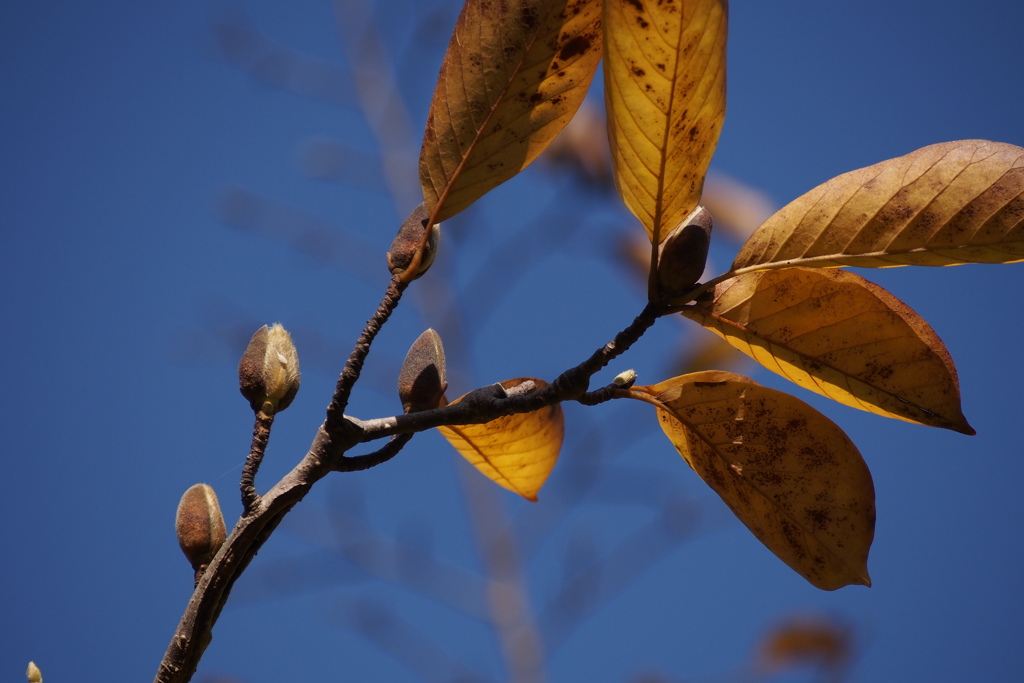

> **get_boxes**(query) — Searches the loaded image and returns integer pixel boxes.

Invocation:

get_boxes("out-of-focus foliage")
[755,614,854,680]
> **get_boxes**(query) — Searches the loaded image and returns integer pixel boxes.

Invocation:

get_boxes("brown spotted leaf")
[603,0,727,244]
[681,268,974,433]
[437,378,564,501]
[637,371,875,590]
[734,140,1024,270]
[419,0,602,224]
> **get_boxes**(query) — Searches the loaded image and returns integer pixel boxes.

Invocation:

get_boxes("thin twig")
[240,409,275,514]
[155,428,338,683]
[350,305,664,443]
[325,275,407,437]
[335,432,414,472]
[155,297,670,683]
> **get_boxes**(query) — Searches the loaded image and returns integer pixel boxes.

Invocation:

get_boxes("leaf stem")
[679,246,934,308]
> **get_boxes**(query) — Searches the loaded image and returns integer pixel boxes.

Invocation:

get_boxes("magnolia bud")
[387,203,441,280]
[176,483,227,574]
[656,206,713,297]
[26,661,42,683]
[397,329,447,413]
[238,323,300,414]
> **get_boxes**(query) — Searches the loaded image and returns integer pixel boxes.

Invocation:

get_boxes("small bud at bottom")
[176,483,228,574]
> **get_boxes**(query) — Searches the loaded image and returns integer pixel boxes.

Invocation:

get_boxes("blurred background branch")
[193,4,853,682]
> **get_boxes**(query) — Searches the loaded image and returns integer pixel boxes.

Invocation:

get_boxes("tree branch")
[353,302,662,441]
[155,297,666,683]
[335,432,414,472]
[155,427,338,683]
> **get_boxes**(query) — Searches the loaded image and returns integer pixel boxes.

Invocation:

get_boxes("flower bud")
[176,483,227,574]
[238,323,300,414]
[387,203,441,280]
[26,661,42,683]
[397,329,448,413]
[656,205,713,298]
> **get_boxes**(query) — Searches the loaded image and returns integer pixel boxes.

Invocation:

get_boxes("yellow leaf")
[681,268,974,433]
[734,140,1024,270]
[437,378,564,500]
[420,0,602,223]
[603,0,727,244]
[638,371,875,590]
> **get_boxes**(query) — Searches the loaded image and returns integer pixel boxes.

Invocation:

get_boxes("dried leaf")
[420,0,602,223]
[681,268,974,433]
[438,378,564,501]
[603,0,727,244]
[734,140,1024,270]
[638,371,875,590]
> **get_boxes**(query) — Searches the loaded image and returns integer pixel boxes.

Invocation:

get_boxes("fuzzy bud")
[397,329,448,413]
[26,662,42,683]
[612,369,637,388]
[656,205,713,298]
[176,483,227,574]
[238,323,300,414]
[387,203,441,280]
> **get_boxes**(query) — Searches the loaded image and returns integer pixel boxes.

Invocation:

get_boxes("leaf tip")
[956,420,977,437]
[940,410,975,435]
[816,568,871,591]
[848,562,872,589]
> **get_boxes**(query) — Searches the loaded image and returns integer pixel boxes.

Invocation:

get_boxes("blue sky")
[2,2,1023,682]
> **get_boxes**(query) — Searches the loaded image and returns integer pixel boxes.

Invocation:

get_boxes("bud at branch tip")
[388,203,441,281]
[398,329,448,413]
[238,323,300,414]
[176,483,227,575]
[613,369,637,388]
[656,205,713,300]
